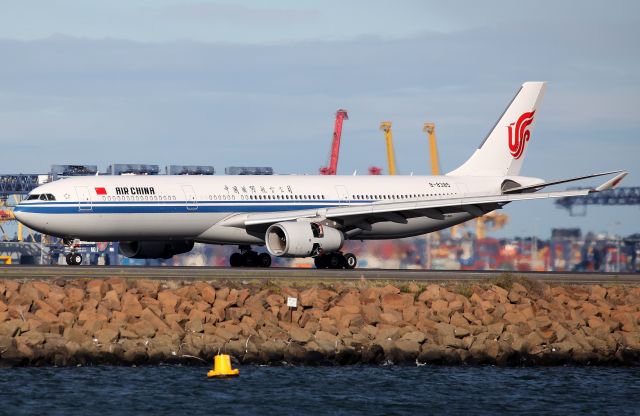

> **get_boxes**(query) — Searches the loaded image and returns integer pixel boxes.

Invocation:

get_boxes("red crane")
[319,109,349,175]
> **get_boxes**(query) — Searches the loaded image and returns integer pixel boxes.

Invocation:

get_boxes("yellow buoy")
[207,354,239,378]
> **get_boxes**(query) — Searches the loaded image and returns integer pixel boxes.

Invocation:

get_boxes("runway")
[0,265,638,284]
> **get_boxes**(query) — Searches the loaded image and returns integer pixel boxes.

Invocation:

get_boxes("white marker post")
[287,297,298,323]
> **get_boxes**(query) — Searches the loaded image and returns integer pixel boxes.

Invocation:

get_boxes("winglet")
[595,171,628,192]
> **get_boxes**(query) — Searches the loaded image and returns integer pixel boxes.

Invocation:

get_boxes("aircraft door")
[182,185,198,211]
[335,185,350,206]
[75,186,92,212]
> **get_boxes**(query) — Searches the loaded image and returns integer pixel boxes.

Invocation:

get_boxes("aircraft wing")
[222,171,628,229]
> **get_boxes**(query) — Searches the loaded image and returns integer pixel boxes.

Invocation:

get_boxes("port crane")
[423,123,441,176]
[319,109,349,175]
[379,121,398,175]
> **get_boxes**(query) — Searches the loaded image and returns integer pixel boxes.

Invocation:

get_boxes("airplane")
[13,82,627,268]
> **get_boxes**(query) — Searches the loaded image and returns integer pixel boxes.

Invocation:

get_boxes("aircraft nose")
[12,206,23,222]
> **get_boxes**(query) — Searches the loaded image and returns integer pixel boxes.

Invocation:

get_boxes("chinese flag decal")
[95,187,107,195]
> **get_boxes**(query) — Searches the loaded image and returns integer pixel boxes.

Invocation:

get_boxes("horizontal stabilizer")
[504,170,626,194]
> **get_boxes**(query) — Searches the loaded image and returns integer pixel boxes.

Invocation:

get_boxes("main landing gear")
[63,238,83,266]
[314,252,357,269]
[229,246,272,268]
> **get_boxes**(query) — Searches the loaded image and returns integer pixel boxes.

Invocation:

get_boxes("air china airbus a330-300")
[14,82,627,268]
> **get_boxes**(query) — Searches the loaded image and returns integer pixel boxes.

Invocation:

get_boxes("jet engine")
[265,221,343,257]
[119,240,194,259]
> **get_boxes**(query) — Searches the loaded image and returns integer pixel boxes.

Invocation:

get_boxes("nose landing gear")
[65,252,83,266]
[314,252,357,269]
[63,238,83,266]
[229,246,272,268]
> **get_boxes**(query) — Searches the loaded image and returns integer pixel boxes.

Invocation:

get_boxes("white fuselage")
[13,174,534,245]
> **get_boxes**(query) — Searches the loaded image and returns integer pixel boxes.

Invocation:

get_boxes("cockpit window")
[39,194,48,200]
[27,194,40,200]
[46,194,56,201]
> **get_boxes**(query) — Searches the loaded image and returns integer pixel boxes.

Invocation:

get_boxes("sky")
[0,0,638,238]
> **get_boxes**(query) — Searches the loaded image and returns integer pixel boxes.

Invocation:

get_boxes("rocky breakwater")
[0,277,639,366]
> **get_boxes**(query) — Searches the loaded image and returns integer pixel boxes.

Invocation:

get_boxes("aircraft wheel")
[242,252,258,267]
[65,253,74,266]
[314,255,327,269]
[258,253,272,268]
[72,253,83,266]
[344,253,357,269]
[230,253,242,267]
[327,253,344,269]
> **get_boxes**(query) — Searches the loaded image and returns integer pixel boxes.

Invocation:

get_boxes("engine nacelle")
[119,240,194,259]
[265,221,343,257]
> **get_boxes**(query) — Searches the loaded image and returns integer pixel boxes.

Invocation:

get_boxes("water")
[0,366,639,415]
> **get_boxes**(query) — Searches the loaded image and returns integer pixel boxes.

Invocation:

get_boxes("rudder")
[448,81,547,177]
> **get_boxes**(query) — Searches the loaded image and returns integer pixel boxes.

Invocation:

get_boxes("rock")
[34,309,58,323]
[435,322,455,338]
[100,290,121,312]
[66,287,85,304]
[393,339,421,358]
[431,299,450,317]
[379,285,401,296]
[121,293,143,317]
[450,312,469,329]
[454,327,470,338]
[401,331,426,344]
[157,291,180,313]
[141,308,171,332]
[362,304,381,324]
[289,327,312,343]
[18,331,45,348]
[95,328,119,344]
[441,335,465,349]
[402,305,418,323]
[381,293,414,310]
[360,287,380,304]
[380,311,403,325]
[589,285,607,301]
[106,277,128,295]
[611,311,637,332]
[195,283,216,304]
[0,320,21,337]
[135,280,160,297]
[266,294,284,308]
[226,307,249,322]
[298,288,318,307]
[226,289,240,306]
[86,279,107,300]
[406,283,421,293]
[503,310,526,325]
[185,318,204,334]
[128,320,156,338]
[337,292,361,308]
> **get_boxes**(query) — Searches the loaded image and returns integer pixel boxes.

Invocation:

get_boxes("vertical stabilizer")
[448,82,546,176]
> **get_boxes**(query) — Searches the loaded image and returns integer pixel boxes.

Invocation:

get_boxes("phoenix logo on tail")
[508,111,535,159]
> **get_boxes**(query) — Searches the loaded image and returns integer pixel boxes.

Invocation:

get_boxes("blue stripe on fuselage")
[14,201,373,214]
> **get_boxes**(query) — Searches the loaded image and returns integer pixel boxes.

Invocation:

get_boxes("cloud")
[156,2,319,25]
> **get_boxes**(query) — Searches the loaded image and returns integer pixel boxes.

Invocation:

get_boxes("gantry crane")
[319,109,349,175]
[423,123,441,176]
[379,121,397,175]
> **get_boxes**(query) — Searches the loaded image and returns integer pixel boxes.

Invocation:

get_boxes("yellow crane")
[423,122,441,175]
[379,121,397,175]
